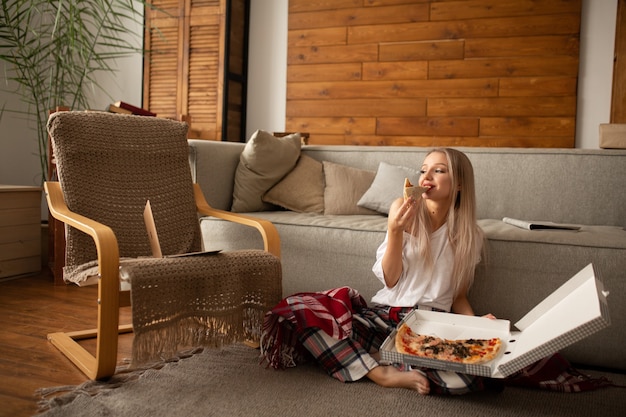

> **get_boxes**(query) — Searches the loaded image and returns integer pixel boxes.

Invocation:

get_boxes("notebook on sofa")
[502,217,581,231]
[144,200,220,258]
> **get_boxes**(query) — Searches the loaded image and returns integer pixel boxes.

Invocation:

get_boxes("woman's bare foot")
[367,365,430,395]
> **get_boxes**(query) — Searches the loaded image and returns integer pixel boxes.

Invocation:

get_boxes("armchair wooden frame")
[45,181,280,380]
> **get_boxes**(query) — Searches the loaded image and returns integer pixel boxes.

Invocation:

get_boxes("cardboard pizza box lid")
[379,263,610,378]
[497,263,610,377]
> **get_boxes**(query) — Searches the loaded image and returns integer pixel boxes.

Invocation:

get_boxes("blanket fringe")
[259,312,309,369]
[132,307,266,366]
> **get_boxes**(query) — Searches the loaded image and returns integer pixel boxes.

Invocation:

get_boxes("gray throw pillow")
[357,161,421,215]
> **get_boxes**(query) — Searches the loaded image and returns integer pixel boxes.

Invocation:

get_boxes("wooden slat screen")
[286,0,582,147]
[144,0,181,120]
[187,21,222,139]
[144,0,248,141]
[144,24,179,119]
[144,0,226,140]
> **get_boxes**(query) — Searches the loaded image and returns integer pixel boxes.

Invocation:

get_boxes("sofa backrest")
[189,140,245,211]
[189,140,626,228]
[303,146,626,228]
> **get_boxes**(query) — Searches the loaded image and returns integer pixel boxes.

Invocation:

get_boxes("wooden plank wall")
[285,0,582,147]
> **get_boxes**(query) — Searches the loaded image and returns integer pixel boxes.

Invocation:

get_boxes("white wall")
[0,0,618,193]
[576,0,618,148]
[245,0,288,139]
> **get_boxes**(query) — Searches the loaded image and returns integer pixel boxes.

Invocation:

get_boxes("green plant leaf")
[0,0,159,183]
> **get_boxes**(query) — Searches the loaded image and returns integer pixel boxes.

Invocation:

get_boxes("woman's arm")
[380,197,416,288]
[451,292,475,316]
[451,284,496,319]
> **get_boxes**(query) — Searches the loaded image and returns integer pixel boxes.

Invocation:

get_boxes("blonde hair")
[409,148,484,295]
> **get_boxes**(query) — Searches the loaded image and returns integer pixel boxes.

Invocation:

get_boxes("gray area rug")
[36,344,626,417]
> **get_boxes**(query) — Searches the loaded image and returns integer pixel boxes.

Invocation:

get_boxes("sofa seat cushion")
[214,211,389,232]
[204,213,626,249]
[478,219,626,249]
[200,214,626,253]
[199,212,389,300]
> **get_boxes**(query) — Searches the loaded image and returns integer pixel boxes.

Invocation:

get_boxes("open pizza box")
[379,263,610,378]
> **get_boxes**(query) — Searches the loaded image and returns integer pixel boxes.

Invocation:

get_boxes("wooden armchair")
[45,111,282,380]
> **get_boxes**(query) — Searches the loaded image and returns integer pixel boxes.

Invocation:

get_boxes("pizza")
[403,178,429,200]
[395,323,502,365]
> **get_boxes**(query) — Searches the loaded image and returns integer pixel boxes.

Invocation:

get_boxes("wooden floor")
[0,269,133,417]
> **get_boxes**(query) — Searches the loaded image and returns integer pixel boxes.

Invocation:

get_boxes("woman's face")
[419,151,453,203]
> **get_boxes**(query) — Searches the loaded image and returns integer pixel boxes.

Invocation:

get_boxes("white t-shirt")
[371,224,455,311]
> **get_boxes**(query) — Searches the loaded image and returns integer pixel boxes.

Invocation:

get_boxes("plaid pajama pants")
[298,304,491,395]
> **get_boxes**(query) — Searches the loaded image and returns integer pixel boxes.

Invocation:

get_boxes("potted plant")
[0,0,150,183]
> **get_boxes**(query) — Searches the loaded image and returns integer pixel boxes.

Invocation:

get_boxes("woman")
[261,148,495,395]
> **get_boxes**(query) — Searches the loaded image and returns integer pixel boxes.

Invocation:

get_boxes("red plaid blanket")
[260,287,367,369]
[506,353,623,393]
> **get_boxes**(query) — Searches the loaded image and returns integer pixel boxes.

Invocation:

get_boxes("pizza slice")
[395,323,502,365]
[403,178,429,200]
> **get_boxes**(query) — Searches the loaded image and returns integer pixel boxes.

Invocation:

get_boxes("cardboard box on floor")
[380,263,610,378]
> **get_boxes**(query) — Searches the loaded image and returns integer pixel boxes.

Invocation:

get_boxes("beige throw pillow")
[231,130,301,212]
[323,161,378,215]
[263,154,325,213]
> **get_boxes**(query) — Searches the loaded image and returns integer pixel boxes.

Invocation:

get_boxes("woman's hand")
[381,197,416,288]
[388,197,417,234]
[482,313,497,320]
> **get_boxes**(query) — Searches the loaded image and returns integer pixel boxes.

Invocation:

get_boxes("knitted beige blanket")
[124,250,281,365]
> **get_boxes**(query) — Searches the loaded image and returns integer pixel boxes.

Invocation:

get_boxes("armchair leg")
[47,257,129,379]
[48,324,133,380]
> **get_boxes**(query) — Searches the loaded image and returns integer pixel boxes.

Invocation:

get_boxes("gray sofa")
[188,140,626,372]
